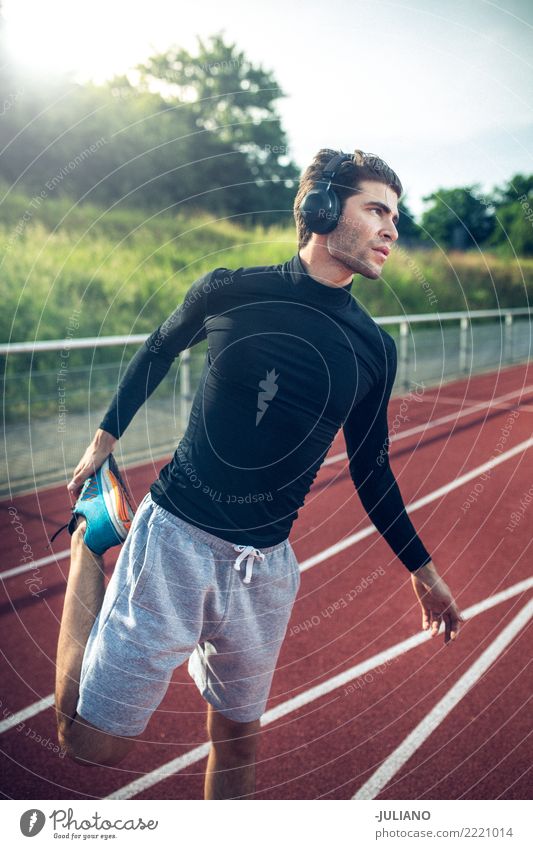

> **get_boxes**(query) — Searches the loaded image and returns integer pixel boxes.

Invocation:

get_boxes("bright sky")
[3,0,532,216]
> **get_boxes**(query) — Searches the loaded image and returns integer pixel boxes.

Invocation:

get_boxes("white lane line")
[107,577,533,800]
[22,421,526,587]
[1,436,532,737]
[0,694,55,735]
[352,595,533,800]
[2,383,531,582]
[301,436,533,572]
[4,575,531,743]
[419,395,486,406]
[1,576,530,783]
[422,395,533,413]
[1,549,70,581]
[323,383,533,467]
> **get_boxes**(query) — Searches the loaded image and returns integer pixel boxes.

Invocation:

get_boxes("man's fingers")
[445,603,463,641]
[67,456,99,493]
[67,467,90,495]
[430,612,441,636]
[412,570,464,643]
[449,613,462,641]
[444,613,453,644]
[67,474,84,494]
[440,606,463,643]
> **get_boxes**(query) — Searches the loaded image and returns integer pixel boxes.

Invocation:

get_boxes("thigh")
[77,495,213,736]
[189,539,300,723]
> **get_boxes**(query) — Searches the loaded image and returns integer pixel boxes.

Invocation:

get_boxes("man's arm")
[98,268,218,440]
[342,344,431,572]
[342,344,463,643]
[67,268,221,494]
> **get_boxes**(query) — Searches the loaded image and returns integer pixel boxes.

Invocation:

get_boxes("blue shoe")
[48,454,135,556]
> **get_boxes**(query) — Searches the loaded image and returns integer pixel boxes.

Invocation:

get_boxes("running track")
[1,363,532,800]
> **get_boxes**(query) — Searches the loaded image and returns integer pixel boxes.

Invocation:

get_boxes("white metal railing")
[2,308,531,356]
[371,308,531,387]
[1,308,532,421]
[1,308,531,494]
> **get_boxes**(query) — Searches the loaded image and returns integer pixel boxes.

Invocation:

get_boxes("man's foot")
[48,454,135,556]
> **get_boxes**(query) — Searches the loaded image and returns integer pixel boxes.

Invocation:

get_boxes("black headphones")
[299,150,354,234]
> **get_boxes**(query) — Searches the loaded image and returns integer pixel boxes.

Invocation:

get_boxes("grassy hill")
[1,184,531,346]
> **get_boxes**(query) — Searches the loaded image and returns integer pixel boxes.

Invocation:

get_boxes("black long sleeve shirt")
[100,253,432,571]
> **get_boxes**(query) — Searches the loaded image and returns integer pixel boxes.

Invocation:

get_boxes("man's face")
[326,179,400,279]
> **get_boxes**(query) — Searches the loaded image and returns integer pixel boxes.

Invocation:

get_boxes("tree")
[135,32,299,222]
[420,185,495,249]
[0,31,299,225]
[397,197,424,244]
[491,173,533,207]
[485,174,533,256]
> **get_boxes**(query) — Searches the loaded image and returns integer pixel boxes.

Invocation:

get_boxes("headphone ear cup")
[300,180,341,234]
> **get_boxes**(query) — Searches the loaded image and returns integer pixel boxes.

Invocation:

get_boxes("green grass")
[0,187,294,342]
[1,185,531,346]
[1,186,531,420]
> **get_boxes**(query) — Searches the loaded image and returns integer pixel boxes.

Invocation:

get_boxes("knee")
[71,516,87,538]
[71,519,103,563]
[71,519,89,552]
[208,709,260,761]
[58,715,134,768]
[58,724,96,768]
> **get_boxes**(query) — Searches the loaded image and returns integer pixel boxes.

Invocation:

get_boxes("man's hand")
[411,561,464,645]
[67,429,117,498]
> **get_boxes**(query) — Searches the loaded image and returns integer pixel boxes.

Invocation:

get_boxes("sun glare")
[3,0,146,82]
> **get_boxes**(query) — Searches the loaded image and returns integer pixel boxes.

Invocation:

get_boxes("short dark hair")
[293,148,403,249]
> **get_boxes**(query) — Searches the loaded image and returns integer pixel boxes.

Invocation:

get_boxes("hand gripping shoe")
[47,454,135,556]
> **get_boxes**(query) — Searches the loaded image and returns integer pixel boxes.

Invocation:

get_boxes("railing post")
[504,313,514,364]
[399,321,409,390]
[180,349,191,434]
[459,316,470,374]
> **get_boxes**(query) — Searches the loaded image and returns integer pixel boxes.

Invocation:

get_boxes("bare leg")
[55,518,133,765]
[204,704,260,799]
[55,518,104,735]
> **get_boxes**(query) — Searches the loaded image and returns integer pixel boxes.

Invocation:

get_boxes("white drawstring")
[232,544,266,584]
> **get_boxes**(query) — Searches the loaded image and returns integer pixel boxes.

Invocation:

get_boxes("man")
[53,148,463,799]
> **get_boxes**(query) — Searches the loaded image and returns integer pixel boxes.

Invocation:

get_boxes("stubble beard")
[327,227,381,280]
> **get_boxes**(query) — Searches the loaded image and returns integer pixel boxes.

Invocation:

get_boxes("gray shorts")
[77,493,301,735]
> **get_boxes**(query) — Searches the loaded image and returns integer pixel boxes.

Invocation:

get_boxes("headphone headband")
[321,151,353,182]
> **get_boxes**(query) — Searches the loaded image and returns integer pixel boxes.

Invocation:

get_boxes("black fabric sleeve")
[342,343,432,572]
[99,269,216,439]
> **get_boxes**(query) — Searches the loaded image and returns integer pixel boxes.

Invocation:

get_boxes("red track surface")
[1,363,532,800]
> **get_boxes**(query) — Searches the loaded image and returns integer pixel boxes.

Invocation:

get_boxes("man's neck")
[298,243,353,289]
